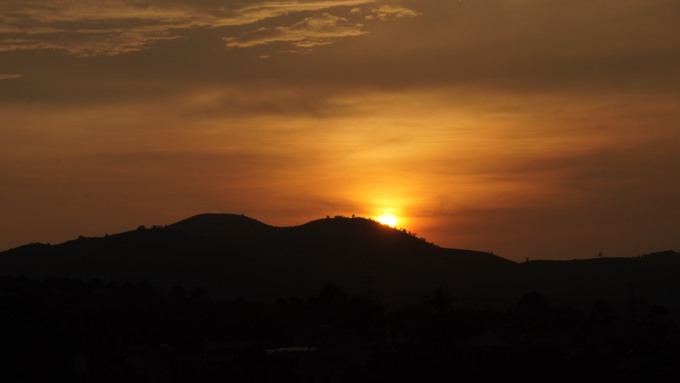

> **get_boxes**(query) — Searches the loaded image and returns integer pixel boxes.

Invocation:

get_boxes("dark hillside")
[2,214,679,313]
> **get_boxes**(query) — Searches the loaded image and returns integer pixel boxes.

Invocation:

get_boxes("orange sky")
[1,0,680,261]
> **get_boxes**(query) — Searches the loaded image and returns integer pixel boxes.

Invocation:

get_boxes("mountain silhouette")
[1,213,679,313]
[168,214,515,306]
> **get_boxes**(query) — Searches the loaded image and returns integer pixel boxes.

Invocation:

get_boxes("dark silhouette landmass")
[0,214,515,308]
[2,213,680,380]
[1,213,678,312]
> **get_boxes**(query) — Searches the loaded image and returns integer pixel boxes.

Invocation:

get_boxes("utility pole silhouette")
[362,275,374,299]
[627,283,637,321]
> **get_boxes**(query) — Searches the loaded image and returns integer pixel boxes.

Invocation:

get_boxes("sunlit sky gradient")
[2,0,680,261]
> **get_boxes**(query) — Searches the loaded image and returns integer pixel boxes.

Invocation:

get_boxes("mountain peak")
[3,212,680,311]
[172,213,271,228]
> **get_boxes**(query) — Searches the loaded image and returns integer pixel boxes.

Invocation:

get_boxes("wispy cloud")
[224,13,367,49]
[224,2,421,51]
[0,73,22,80]
[0,0,419,56]
[363,5,421,21]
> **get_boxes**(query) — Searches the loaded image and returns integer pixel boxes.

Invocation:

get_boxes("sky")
[1,0,680,261]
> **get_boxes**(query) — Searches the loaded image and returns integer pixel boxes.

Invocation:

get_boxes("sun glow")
[376,214,398,228]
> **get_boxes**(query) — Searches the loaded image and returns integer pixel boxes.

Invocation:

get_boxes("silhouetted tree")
[515,291,552,327]
[309,284,348,324]
[425,287,454,313]
[168,285,187,302]
[589,301,620,326]
[190,286,207,301]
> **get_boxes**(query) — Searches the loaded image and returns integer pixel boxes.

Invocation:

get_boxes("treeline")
[1,276,680,381]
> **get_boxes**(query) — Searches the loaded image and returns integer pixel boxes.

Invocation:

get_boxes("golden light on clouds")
[0,0,419,56]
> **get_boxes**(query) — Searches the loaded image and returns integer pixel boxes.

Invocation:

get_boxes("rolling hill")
[1,213,679,312]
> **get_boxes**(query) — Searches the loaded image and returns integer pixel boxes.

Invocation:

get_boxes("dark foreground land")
[2,276,680,382]
[3,215,680,380]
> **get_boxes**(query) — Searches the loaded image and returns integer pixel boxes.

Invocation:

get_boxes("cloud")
[0,1,191,56]
[364,4,421,21]
[224,13,367,49]
[0,73,22,80]
[4,0,677,101]
[0,0,420,56]
[222,3,420,51]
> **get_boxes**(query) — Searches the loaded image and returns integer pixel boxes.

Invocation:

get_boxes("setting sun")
[376,214,398,228]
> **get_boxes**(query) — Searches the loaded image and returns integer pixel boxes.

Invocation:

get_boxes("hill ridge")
[1,213,679,311]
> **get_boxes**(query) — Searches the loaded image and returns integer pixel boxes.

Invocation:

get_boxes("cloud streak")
[0,0,419,56]
[0,73,22,80]
[364,4,421,20]
[224,13,367,49]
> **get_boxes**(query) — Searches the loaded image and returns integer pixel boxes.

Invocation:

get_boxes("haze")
[1,0,679,261]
